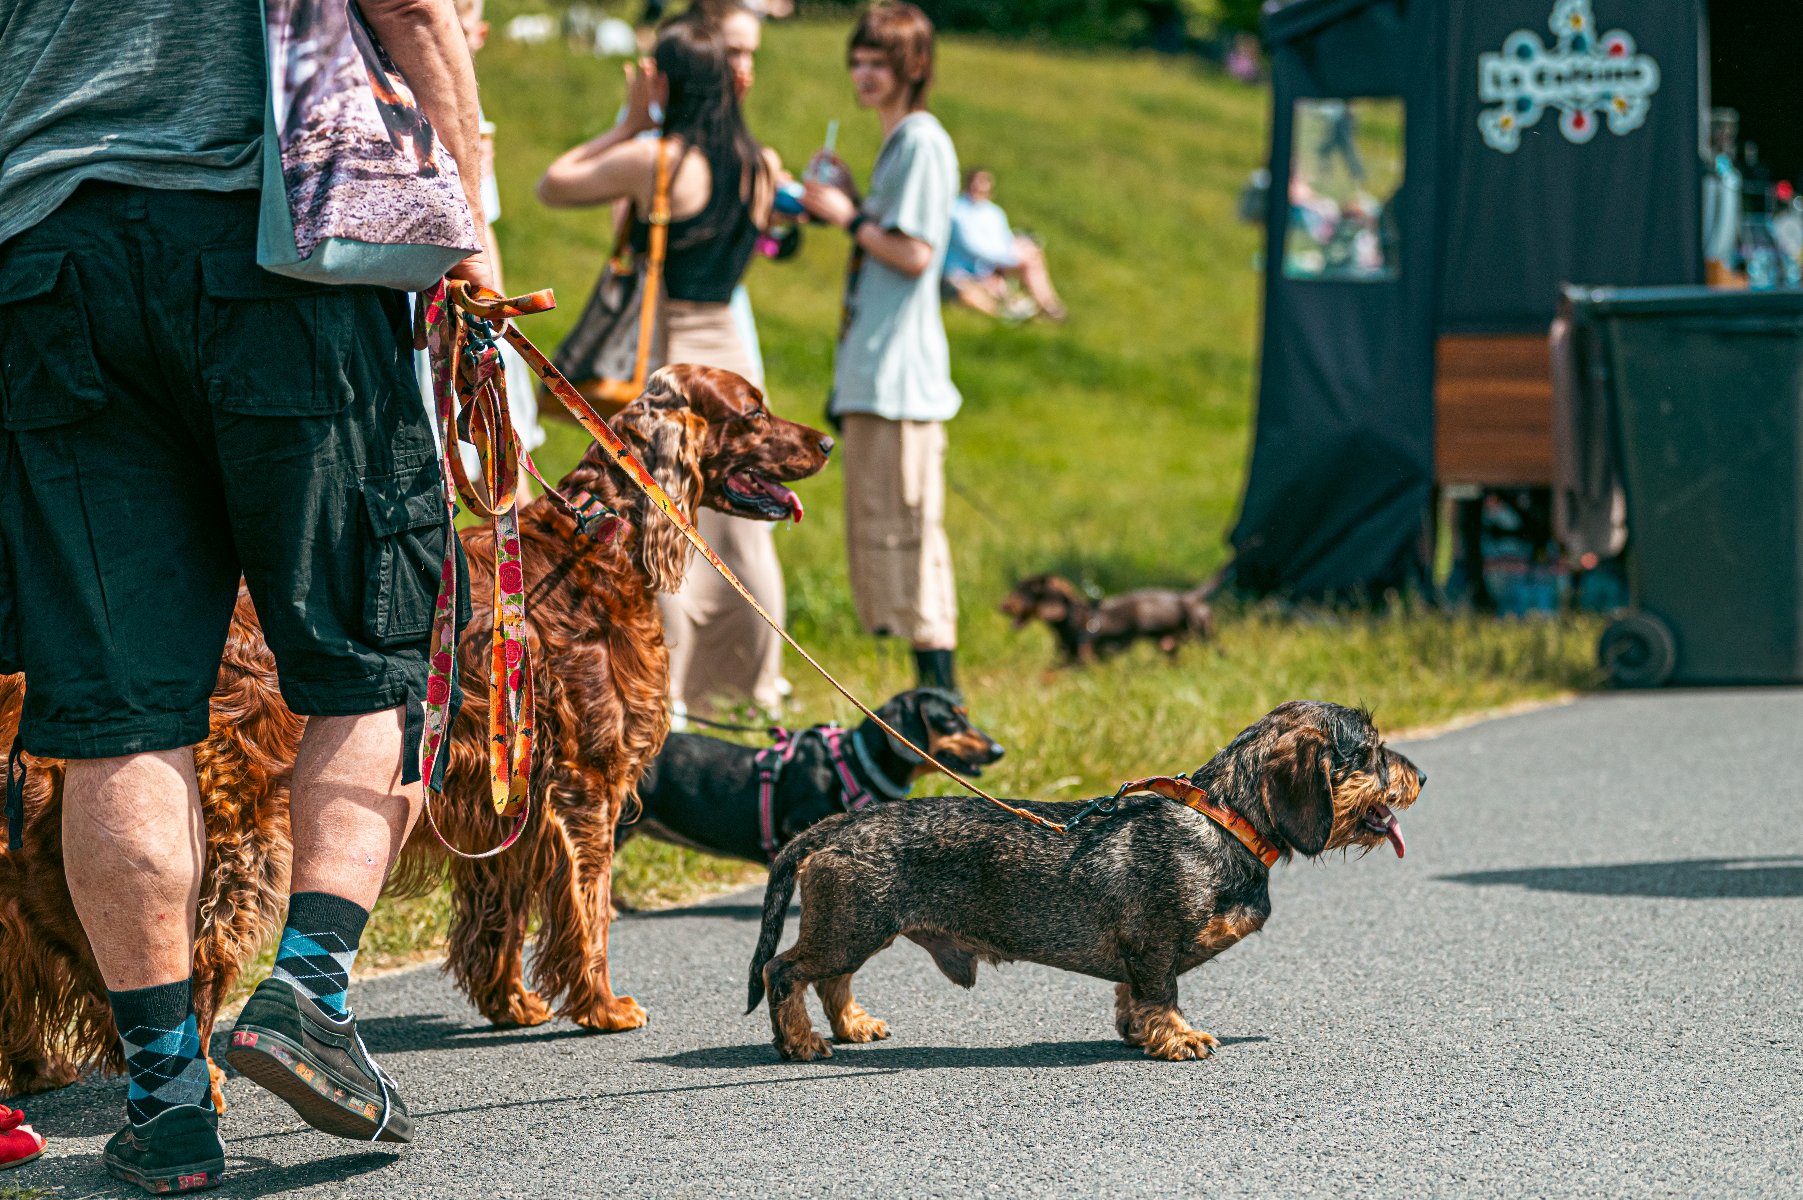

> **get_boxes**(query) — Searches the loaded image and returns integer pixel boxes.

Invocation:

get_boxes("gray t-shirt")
[0,0,265,246]
[831,111,961,423]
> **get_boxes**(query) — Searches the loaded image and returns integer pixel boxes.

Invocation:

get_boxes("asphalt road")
[18,691,1803,1198]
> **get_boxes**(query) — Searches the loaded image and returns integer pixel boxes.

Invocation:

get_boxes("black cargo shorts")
[0,183,451,760]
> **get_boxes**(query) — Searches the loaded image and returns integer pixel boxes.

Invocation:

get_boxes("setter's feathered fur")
[0,365,831,1095]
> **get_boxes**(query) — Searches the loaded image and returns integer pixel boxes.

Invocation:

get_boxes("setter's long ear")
[647,362,759,423]
[614,401,705,592]
[1261,727,1334,856]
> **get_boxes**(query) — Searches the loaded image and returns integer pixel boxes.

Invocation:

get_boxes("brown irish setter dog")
[0,365,831,1098]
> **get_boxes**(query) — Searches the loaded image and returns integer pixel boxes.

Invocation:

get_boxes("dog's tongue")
[1378,809,1405,858]
[764,479,803,523]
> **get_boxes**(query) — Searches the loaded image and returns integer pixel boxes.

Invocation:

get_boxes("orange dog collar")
[1115,776,1283,868]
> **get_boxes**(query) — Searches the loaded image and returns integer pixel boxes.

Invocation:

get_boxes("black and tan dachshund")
[625,688,1005,865]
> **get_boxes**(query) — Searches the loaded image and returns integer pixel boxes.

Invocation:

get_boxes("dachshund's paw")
[1141,1026,1218,1061]
[209,1059,229,1114]
[489,990,555,1029]
[777,1030,834,1061]
[573,995,649,1032]
[832,1014,890,1044]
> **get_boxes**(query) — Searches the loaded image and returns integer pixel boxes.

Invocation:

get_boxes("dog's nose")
[989,741,1005,760]
[819,435,835,456]
[1416,767,1427,789]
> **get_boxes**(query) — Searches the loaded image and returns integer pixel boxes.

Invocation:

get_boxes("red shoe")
[0,1104,46,1170]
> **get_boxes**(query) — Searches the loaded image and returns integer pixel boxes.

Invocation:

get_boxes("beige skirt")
[654,300,787,716]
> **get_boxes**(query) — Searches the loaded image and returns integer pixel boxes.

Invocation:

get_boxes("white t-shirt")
[830,111,962,423]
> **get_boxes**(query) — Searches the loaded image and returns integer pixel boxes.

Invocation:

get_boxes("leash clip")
[1061,791,1120,831]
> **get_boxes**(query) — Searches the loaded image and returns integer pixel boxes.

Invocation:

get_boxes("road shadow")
[342,1012,613,1054]
[1438,856,1803,899]
[624,902,785,922]
[5,1143,395,1197]
[644,1035,1268,1072]
[1,1075,123,1138]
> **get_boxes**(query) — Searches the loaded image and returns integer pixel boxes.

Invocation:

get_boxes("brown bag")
[549,137,672,417]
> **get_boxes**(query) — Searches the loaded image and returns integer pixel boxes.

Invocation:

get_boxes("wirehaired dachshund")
[626,688,1005,865]
[748,700,1422,1062]
[1000,573,1213,665]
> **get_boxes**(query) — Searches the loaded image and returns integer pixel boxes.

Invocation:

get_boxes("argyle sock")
[269,891,370,1017]
[110,980,213,1126]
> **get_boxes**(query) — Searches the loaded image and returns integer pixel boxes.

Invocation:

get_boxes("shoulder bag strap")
[628,137,672,393]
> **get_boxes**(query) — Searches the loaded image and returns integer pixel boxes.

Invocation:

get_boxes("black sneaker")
[225,979,413,1144]
[103,1104,225,1194]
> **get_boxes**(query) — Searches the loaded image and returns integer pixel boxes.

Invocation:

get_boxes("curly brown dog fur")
[747,700,1422,1062]
[1000,573,1213,665]
[0,365,831,1096]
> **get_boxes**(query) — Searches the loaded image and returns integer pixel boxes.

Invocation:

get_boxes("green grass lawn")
[379,8,1601,928]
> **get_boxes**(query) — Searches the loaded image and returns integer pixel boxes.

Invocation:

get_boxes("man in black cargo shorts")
[0,1,494,1192]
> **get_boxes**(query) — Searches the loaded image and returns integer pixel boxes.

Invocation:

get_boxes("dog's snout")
[818,435,835,457]
[1415,767,1426,789]
[988,739,1005,761]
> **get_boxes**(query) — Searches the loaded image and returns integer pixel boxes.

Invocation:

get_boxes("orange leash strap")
[473,284,1072,836]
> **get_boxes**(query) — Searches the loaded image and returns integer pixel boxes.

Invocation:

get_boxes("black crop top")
[629,183,760,304]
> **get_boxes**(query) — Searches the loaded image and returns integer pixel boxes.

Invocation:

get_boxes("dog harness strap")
[564,488,623,543]
[1121,776,1281,868]
[820,726,872,810]
[754,727,795,861]
[496,305,1070,835]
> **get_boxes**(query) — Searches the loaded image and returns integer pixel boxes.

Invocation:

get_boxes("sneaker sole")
[226,1028,412,1144]
[103,1153,223,1193]
[0,1145,45,1171]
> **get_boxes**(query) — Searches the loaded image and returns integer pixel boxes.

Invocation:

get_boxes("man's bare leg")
[257,706,419,1014]
[228,704,423,1145]
[63,750,204,992]
[64,750,217,1133]
[288,706,420,909]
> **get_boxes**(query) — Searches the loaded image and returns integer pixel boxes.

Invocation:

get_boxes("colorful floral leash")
[417,281,618,860]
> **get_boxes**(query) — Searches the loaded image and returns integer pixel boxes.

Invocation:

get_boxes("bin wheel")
[1599,613,1677,688]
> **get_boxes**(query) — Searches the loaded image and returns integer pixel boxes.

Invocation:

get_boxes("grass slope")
[411,9,1598,917]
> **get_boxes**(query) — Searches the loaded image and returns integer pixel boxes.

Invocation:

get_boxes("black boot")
[912,648,958,697]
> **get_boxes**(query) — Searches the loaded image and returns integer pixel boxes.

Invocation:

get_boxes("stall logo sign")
[1477,0,1659,153]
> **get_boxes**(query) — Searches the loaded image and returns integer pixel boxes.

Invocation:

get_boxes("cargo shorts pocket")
[200,250,354,416]
[361,459,449,647]
[0,252,108,430]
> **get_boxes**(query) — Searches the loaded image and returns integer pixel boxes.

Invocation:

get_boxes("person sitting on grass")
[943,166,1067,322]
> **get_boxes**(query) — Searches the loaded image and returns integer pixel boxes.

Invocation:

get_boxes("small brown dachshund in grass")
[747,701,1421,1062]
[1000,573,1213,665]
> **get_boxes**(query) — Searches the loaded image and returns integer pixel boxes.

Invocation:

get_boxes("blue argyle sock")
[110,980,213,1126]
[269,891,369,1017]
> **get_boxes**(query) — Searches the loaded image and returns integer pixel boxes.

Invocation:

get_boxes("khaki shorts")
[840,414,956,649]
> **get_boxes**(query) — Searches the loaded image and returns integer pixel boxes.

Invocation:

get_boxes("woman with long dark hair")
[540,14,791,721]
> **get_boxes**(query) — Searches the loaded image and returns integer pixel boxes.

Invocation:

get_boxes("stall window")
[1283,98,1405,282]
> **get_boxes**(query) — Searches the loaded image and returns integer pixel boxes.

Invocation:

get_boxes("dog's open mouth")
[1361,804,1405,858]
[723,472,804,523]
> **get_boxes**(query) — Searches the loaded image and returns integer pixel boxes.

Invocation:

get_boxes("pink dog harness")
[752,724,907,862]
